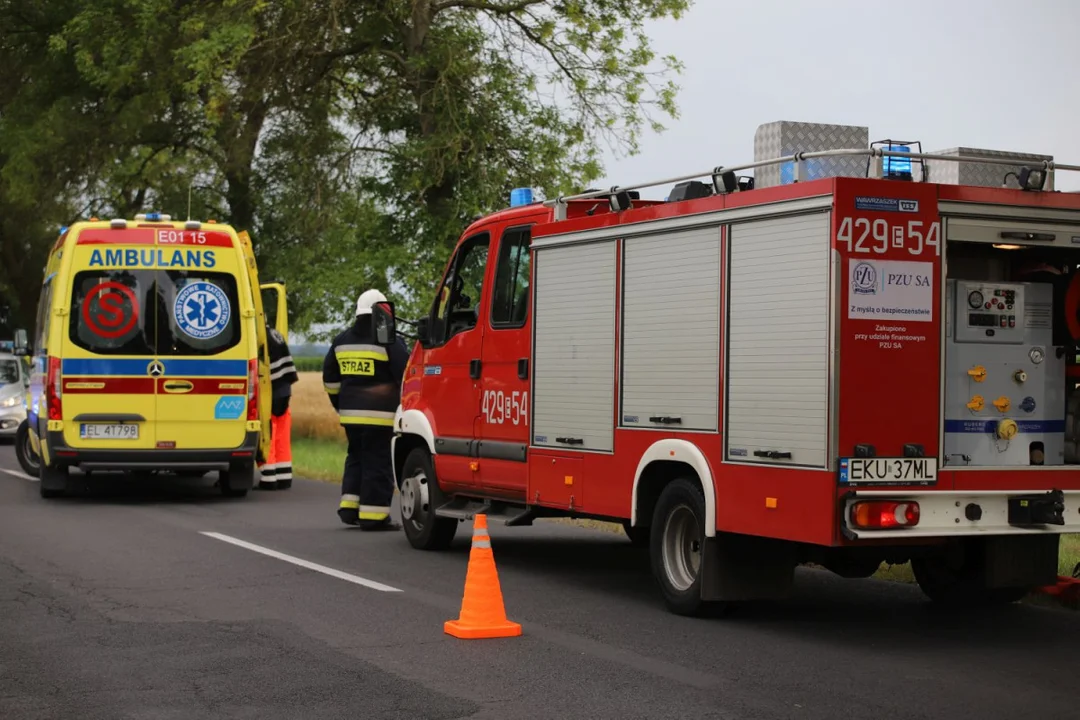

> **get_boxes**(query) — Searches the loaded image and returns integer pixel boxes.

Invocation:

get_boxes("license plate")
[80,423,139,440]
[839,457,937,485]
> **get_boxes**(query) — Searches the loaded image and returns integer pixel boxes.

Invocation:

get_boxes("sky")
[591,0,1080,194]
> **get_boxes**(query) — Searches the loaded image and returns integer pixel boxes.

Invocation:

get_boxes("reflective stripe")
[340,416,395,427]
[324,382,340,394]
[360,504,391,514]
[336,350,388,362]
[472,539,492,549]
[339,493,360,510]
[339,409,395,427]
[269,356,294,371]
[359,511,389,521]
[270,365,296,381]
[473,529,489,538]
[337,344,389,359]
[276,471,293,481]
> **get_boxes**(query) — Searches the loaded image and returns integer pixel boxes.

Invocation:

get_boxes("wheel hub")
[662,504,702,592]
[400,470,429,522]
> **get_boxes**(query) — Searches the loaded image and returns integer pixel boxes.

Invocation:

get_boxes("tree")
[0,0,691,336]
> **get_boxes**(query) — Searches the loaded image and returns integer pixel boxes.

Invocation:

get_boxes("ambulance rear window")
[68,270,157,356]
[156,271,241,357]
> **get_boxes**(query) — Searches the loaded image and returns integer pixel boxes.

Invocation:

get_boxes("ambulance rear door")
[152,230,252,451]
[61,229,160,450]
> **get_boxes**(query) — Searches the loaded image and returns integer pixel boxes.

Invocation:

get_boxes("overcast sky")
[593,0,1080,194]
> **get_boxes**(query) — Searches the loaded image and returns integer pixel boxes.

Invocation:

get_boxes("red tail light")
[247,358,258,421]
[850,501,920,530]
[46,356,62,421]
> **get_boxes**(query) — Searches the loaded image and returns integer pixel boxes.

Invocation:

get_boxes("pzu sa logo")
[852,261,878,295]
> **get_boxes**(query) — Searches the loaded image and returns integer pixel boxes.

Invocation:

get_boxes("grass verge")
[291,436,347,483]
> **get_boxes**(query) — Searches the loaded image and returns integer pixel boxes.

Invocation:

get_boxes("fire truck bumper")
[842,489,1080,540]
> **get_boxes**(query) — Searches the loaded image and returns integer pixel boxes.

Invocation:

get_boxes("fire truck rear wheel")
[911,552,1031,606]
[650,478,707,616]
[399,448,457,551]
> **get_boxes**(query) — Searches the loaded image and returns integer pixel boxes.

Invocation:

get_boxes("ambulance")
[392,120,1080,615]
[18,213,288,498]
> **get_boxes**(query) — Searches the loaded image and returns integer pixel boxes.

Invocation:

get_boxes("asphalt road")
[0,443,1078,720]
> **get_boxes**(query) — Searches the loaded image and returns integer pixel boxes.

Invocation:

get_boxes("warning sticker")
[82,281,139,339]
[174,281,231,340]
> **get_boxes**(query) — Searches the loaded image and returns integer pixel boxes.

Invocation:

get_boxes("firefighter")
[323,289,409,530]
[258,324,300,489]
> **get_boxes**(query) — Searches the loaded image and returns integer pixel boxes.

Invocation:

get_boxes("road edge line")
[198,531,403,593]
[0,468,38,482]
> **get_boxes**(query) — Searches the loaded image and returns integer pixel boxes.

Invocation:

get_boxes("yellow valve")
[967,365,987,382]
[966,395,985,412]
[993,396,1011,413]
[997,419,1018,440]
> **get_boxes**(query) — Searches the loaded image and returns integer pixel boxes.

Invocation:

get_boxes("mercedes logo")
[147,360,165,377]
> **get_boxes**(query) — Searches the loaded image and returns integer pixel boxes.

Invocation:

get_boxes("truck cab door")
[477,224,533,497]
[237,231,272,464]
[260,282,289,340]
[419,231,493,490]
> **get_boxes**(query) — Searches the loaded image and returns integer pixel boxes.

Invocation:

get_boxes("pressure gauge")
[967,290,984,309]
[1029,346,1045,365]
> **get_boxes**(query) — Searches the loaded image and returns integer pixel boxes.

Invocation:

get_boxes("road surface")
[0,443,1076,720]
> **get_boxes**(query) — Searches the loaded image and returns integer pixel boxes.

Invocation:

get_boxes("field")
[285,370,1080,585]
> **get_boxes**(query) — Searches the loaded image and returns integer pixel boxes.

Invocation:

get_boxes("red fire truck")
[390,120,1080,615]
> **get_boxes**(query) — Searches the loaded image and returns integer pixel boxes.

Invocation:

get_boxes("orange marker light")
[765,497,777,509]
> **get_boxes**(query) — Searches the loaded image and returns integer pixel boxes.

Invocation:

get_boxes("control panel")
[952,281,1026,344]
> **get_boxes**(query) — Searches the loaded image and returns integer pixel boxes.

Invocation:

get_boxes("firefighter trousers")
[257,409,293,489]
[338,425,397,530]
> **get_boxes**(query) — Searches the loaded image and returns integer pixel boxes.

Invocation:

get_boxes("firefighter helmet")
[355,289,388,316]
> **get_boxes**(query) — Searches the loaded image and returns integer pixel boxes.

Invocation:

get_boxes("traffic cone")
[444,514,522,639]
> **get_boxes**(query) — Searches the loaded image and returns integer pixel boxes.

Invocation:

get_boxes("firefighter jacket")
[267,327,299,417]
[322,322,409,427]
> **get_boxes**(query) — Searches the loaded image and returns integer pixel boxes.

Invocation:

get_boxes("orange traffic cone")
[444,514,522,639]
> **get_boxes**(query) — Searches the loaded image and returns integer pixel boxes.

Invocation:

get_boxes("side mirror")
[13,329,30,357]
[373,302,396,346]
[415,317,430,345]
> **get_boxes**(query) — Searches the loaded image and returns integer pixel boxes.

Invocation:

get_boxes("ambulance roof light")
[509,187,534,207]
[110,219,127,229]
[184,220,202,230]
[134,212,171,222]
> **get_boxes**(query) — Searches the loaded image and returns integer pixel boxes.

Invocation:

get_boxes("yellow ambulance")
[17,213,287,498]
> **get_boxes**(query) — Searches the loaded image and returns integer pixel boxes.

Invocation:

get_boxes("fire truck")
[391,120,1080,615]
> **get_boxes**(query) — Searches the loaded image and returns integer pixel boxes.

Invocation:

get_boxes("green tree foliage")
[0,0,690,337]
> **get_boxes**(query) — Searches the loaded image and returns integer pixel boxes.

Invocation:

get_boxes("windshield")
[0,359,18,386]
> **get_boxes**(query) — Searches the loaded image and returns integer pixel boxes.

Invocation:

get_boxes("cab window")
[490,227,531,328]
[67,270,156,356]
[430,233,490,346]
[157,271,242,356]
[34,277,54,357]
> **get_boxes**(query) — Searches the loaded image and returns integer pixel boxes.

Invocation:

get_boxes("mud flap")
[983,534,1059,589]
[700,532,798,602]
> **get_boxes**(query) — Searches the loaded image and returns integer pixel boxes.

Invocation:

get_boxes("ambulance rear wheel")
[15,420,40,478]
[399,448,457,551]
[651,478,707,616]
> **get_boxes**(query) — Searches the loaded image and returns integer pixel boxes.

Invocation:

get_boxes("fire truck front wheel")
[399,448,457,551]
[651,478,709,616]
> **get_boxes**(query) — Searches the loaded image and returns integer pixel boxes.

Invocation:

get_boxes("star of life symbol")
[174,281,230,340]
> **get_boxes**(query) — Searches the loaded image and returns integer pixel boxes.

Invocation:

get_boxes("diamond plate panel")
[924,146,1053,188]
[754,121,869,188]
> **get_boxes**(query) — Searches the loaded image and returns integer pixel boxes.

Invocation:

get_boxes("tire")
[912,553,1031,607]
[399,447,457,550]
[219,462,254,498]
[621,520,650,548]
[39,462,70,499]
[14,420,40,478]
[650,478,708,616]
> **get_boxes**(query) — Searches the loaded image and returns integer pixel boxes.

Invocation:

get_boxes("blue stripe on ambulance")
[61,358,248,377]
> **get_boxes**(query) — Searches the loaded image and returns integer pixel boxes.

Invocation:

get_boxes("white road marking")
[1,468,38,482]
[199,531,403,593]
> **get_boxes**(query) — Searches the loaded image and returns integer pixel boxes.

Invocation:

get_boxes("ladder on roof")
[546,147,1080,221]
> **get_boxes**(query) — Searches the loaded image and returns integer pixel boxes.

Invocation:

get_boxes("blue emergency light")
[58,225,68,235]
[883,144,912,179]
[510,188,534,207]
[145,211,163,221]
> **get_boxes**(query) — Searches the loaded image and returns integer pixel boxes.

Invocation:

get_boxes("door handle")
[517,358,529,380]
[469,359,481,379]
